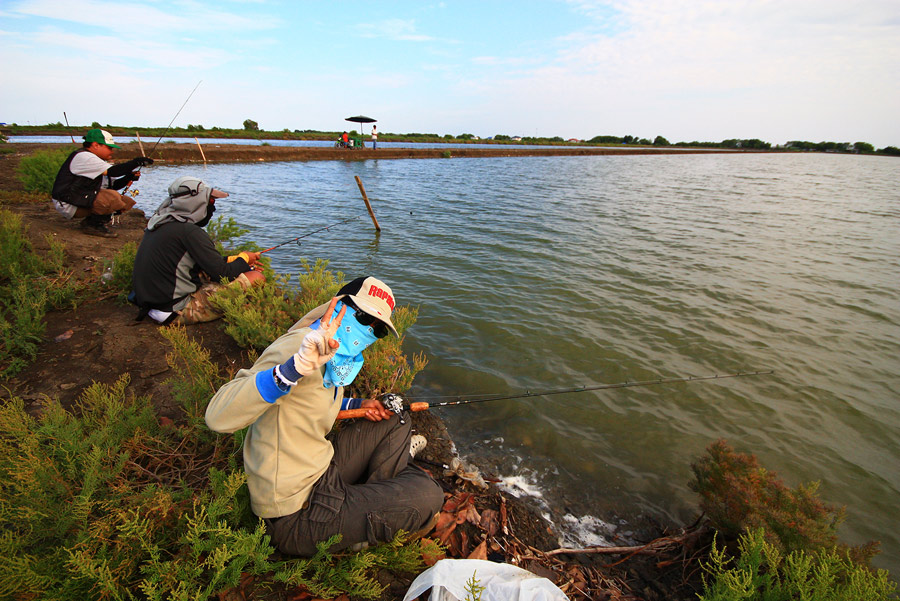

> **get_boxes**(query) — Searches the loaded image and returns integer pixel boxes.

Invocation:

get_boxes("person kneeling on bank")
[51,128,153,238]
[205,277,443,556]
[131,176,265,325]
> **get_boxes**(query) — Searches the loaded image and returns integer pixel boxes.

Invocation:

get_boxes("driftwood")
[545,534,685,557]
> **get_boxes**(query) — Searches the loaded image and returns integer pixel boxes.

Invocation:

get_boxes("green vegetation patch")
[699,529,895,601]
[0,209,85,378]
[16,147,73,194]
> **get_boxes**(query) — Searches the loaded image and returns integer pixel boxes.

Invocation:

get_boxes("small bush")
[690,440,878,563]
[103,240,137,301]
[0,209,86,378]
[16,147,73,194]
[0,210,45,280]
[160,324,228,426]
[0,278,47,377]
[699,528,896,601]
[206,215,261,254]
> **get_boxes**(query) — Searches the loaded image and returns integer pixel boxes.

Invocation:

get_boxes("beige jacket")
[205,306,344,518]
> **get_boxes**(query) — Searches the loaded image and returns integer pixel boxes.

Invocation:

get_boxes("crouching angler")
[205,277,444,556]
[131,176,265,325]
[50,128,153,238]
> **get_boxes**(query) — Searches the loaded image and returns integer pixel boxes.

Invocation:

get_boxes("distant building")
[512,136,522,141]
[567,138,580,143]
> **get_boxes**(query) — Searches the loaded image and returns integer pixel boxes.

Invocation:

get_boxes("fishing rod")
[147,80,203,156]
[119,81,202,201]
[336,370,774,420]
[260,213,368,253]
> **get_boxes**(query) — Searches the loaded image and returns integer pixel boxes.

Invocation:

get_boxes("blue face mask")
[316,302,379,389]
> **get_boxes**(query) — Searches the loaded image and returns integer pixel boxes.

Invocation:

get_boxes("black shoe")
[80,219,118,238]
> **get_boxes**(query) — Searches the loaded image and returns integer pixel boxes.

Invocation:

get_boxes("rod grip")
[336,402,429,420]
[336,408,369,420]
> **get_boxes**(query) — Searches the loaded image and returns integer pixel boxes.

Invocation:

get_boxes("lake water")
[127,152,899,573]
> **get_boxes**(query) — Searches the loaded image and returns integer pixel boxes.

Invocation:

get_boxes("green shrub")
[0,209,45,280]
[206,215,261,254]
[0,376,275,600]
[160,324,228,427]
[699,529,896,601]
[689,440,878,563]
[0,210,86,378]
[103,240,137,301]
[0,277,47,378]
[16,147,73,193]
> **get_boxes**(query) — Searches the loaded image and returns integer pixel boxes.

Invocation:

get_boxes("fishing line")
[260,213,368,253]
[118,81,202,203]
[403,371,774,406]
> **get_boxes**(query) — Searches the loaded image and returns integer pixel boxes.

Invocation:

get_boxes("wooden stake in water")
[136,132,145,157]
[355,176,381,231]
[63,112,75,143]
[195,137,207,164]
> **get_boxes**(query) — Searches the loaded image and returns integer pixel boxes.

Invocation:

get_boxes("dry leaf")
[442,491,473,513]
[465,505,481,527]
[480,509,499,536]
[467,540,488,560]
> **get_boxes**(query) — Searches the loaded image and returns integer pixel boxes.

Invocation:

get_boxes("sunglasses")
[343,300,390,338]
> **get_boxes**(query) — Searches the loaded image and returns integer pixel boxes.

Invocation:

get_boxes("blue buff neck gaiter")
[313,302,379,389]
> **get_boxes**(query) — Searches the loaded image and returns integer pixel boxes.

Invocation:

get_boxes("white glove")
[277,299,345,383]
[291,328,338,376]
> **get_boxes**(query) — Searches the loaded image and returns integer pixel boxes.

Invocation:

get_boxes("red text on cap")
[367,285,395,310]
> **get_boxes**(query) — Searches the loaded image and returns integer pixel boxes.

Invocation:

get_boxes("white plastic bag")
[402,559,568,601]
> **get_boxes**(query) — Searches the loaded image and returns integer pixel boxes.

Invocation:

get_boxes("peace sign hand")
[291,297,346,376]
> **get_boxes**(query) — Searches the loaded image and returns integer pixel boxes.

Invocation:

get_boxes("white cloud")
[354,18,437,42]
[9,0,280,33]
[470,0,900,145]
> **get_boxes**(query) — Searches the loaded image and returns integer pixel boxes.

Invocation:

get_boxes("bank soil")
[1,147,708,600]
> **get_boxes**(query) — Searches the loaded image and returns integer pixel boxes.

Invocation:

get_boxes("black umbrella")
[345,115,376,124]
[345,115,377,138]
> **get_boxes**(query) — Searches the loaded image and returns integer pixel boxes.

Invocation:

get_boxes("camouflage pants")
[173,272,252,325]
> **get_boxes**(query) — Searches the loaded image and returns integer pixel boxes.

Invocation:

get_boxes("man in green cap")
[50,128,154,237]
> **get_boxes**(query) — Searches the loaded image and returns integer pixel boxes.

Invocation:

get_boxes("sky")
[1,0,899,148]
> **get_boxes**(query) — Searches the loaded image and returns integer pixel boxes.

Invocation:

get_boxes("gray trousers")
[266,414,444,556]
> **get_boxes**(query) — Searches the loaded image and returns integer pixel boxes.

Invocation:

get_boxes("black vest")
[51,149,103,208]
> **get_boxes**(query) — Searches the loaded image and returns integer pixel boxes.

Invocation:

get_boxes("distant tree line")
[3,122,898,156]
